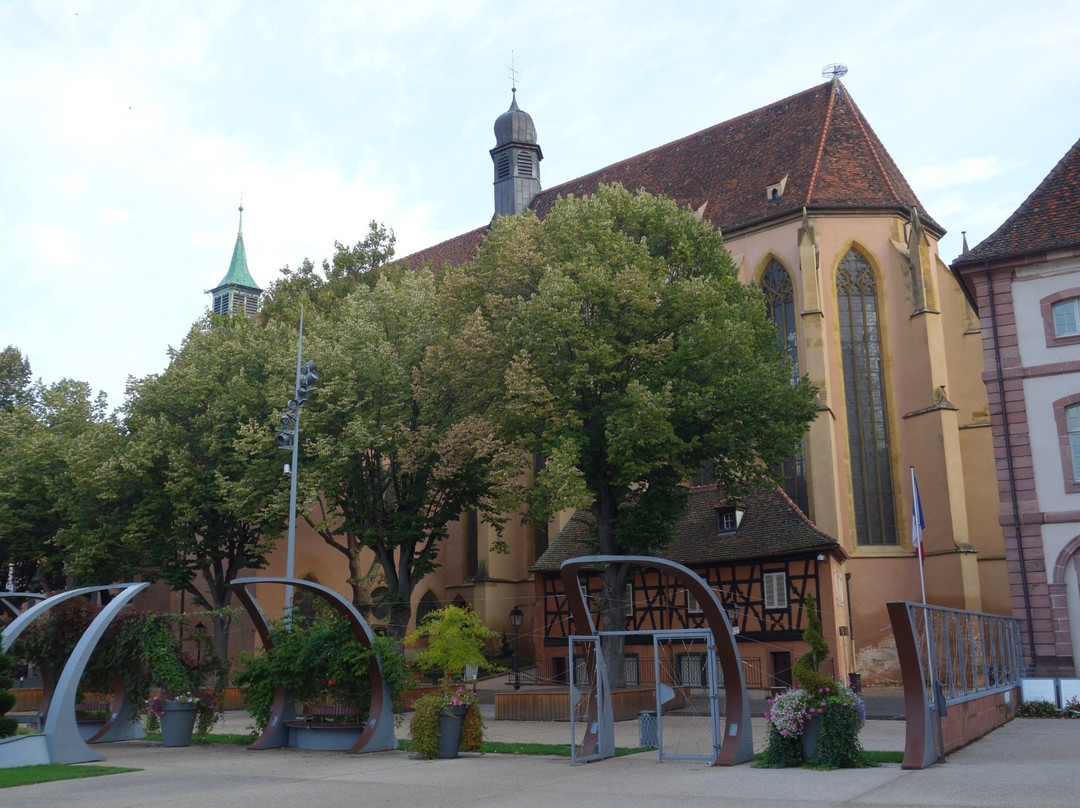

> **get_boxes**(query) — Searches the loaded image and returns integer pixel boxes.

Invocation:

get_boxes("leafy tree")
[439,184,818,683]
[122,314,294,658]
[295,269,521,638]
[0,345,32,412]
[259,221,396,325]
[0,378,112,591]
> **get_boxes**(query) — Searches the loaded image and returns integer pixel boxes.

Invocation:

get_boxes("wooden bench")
[283,704,370,751]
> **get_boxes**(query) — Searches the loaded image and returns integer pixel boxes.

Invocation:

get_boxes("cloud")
[909,157,1012,191]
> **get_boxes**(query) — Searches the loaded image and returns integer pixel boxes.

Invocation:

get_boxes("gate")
[653,630,722,762]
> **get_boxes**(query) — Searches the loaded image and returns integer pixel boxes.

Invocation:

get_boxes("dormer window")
[716,506,745,533]
[766,174,789,201]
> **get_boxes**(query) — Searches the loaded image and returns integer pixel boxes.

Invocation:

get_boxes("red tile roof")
[531,484,842,572]
[400,80,935,270]
[953,136,1080,267]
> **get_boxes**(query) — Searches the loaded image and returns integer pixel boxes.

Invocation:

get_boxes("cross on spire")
[508,51,519,92]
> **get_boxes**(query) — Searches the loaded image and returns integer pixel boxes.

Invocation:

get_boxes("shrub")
[233,612,407,733]
[1017,700,1062,718]
[0,646,18,739]
[407,688,483,759]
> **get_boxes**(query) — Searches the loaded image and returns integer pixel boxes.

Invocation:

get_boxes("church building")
[269,78,1009,688]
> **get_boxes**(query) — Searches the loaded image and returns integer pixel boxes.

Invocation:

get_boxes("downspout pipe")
[985,260,1036,669]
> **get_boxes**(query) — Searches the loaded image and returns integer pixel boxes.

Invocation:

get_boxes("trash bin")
[848,672,862,694]
[638,710,658,748]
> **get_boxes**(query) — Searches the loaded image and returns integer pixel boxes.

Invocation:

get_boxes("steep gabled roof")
[953,136,1080,267]
[531,484,842,573]
[400,80,934,271]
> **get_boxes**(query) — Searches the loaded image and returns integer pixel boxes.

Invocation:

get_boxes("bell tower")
[491,88,543,218]
[209,204,262,318]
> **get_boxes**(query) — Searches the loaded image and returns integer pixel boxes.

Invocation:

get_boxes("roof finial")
[822,63,848,80]
[961,230,969,254]
[238,194,244,233]
[508,50,519,93]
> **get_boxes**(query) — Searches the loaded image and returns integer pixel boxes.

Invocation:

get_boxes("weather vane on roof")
[508,50,519,92]
[822,63,849,79]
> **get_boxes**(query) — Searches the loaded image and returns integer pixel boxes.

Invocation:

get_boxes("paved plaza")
[2,705,1077,808]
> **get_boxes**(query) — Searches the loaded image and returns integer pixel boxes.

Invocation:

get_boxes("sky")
[2,0,1079,411]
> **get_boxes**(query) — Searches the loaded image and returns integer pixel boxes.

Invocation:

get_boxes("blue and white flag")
[910,466,925,560]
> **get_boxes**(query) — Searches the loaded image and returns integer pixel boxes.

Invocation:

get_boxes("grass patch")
[0,764,138,789]
[753,749,904,768]
[143,732,258,746]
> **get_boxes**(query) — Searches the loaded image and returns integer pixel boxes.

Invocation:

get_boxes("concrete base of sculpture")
[0,734,52,769]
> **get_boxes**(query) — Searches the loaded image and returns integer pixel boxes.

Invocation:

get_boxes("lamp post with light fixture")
[509,606,523,691]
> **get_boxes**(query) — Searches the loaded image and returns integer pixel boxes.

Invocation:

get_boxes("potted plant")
[404,605,496,759]
[8,600,225,743]
[761,594,866,768]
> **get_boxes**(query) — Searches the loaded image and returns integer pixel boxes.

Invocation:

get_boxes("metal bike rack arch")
[1,583,149,767]
[230,576,397,754]
[560,555,754,766]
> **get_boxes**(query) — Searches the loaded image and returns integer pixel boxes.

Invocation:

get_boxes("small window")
[1053,299,1080,337]
[716,507,744,533]
[763,571,787,610]
[687,590,703,614]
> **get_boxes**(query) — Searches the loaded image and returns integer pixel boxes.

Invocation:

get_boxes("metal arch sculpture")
[0,583,148,766]
[230,576,397,754]
[560,555,754,766]
[0,591,46,621]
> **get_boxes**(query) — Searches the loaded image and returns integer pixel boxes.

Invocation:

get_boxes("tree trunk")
[591,489,628,688]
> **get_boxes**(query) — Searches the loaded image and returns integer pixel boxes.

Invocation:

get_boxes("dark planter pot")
[160,701,198,747]
[437,705,468,759]
[800,712,822,764]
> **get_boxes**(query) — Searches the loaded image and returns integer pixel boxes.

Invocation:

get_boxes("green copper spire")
[210,204,262,317]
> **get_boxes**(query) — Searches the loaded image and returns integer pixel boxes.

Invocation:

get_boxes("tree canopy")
[292,267,521,638]
[439,184,818,680]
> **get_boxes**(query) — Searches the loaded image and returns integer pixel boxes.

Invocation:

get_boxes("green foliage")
[437,184,817,680]
[1017,699,1063,718]
[0,644,17,738]
[0,344,32,411]
[405,605,498,683]
[793,593,833,694]
[762,683,867,769]
[233,613,407,733]
[276,265,521,636]
[9,601,227,726]
[120,314,295,654]
[407,689,483,759]
[0,378,116,591]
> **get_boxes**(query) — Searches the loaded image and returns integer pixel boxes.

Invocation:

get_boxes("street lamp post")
[509,606,523,691]
[276,307,317,628]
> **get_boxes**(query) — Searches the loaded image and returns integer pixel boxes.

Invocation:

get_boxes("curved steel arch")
[0,591,45,622]
[230,576,397,754]
[560,555,754,766]
[0,583,149,765]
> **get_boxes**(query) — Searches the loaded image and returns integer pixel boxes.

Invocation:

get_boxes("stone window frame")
[1053,393,1080,493]
[1041,288,1080,347]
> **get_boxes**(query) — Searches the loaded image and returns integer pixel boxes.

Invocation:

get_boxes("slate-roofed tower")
[209,205,262,318]
[491,88,543,218]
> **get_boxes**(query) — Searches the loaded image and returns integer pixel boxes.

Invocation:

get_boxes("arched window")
[837,248,897,545]
[761,259,809,515]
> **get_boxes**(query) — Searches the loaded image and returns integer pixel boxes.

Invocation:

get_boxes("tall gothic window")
[837,248,897,545]
[761,259,809,515]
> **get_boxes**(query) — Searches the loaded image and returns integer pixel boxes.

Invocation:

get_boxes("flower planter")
[159,701,198,747]
[800,712,821,764]
[437,705,468,759]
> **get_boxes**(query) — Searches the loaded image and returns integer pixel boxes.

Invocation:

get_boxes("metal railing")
[909,603,1024,705]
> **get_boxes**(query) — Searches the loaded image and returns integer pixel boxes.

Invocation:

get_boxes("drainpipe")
[985,260,1036,668]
